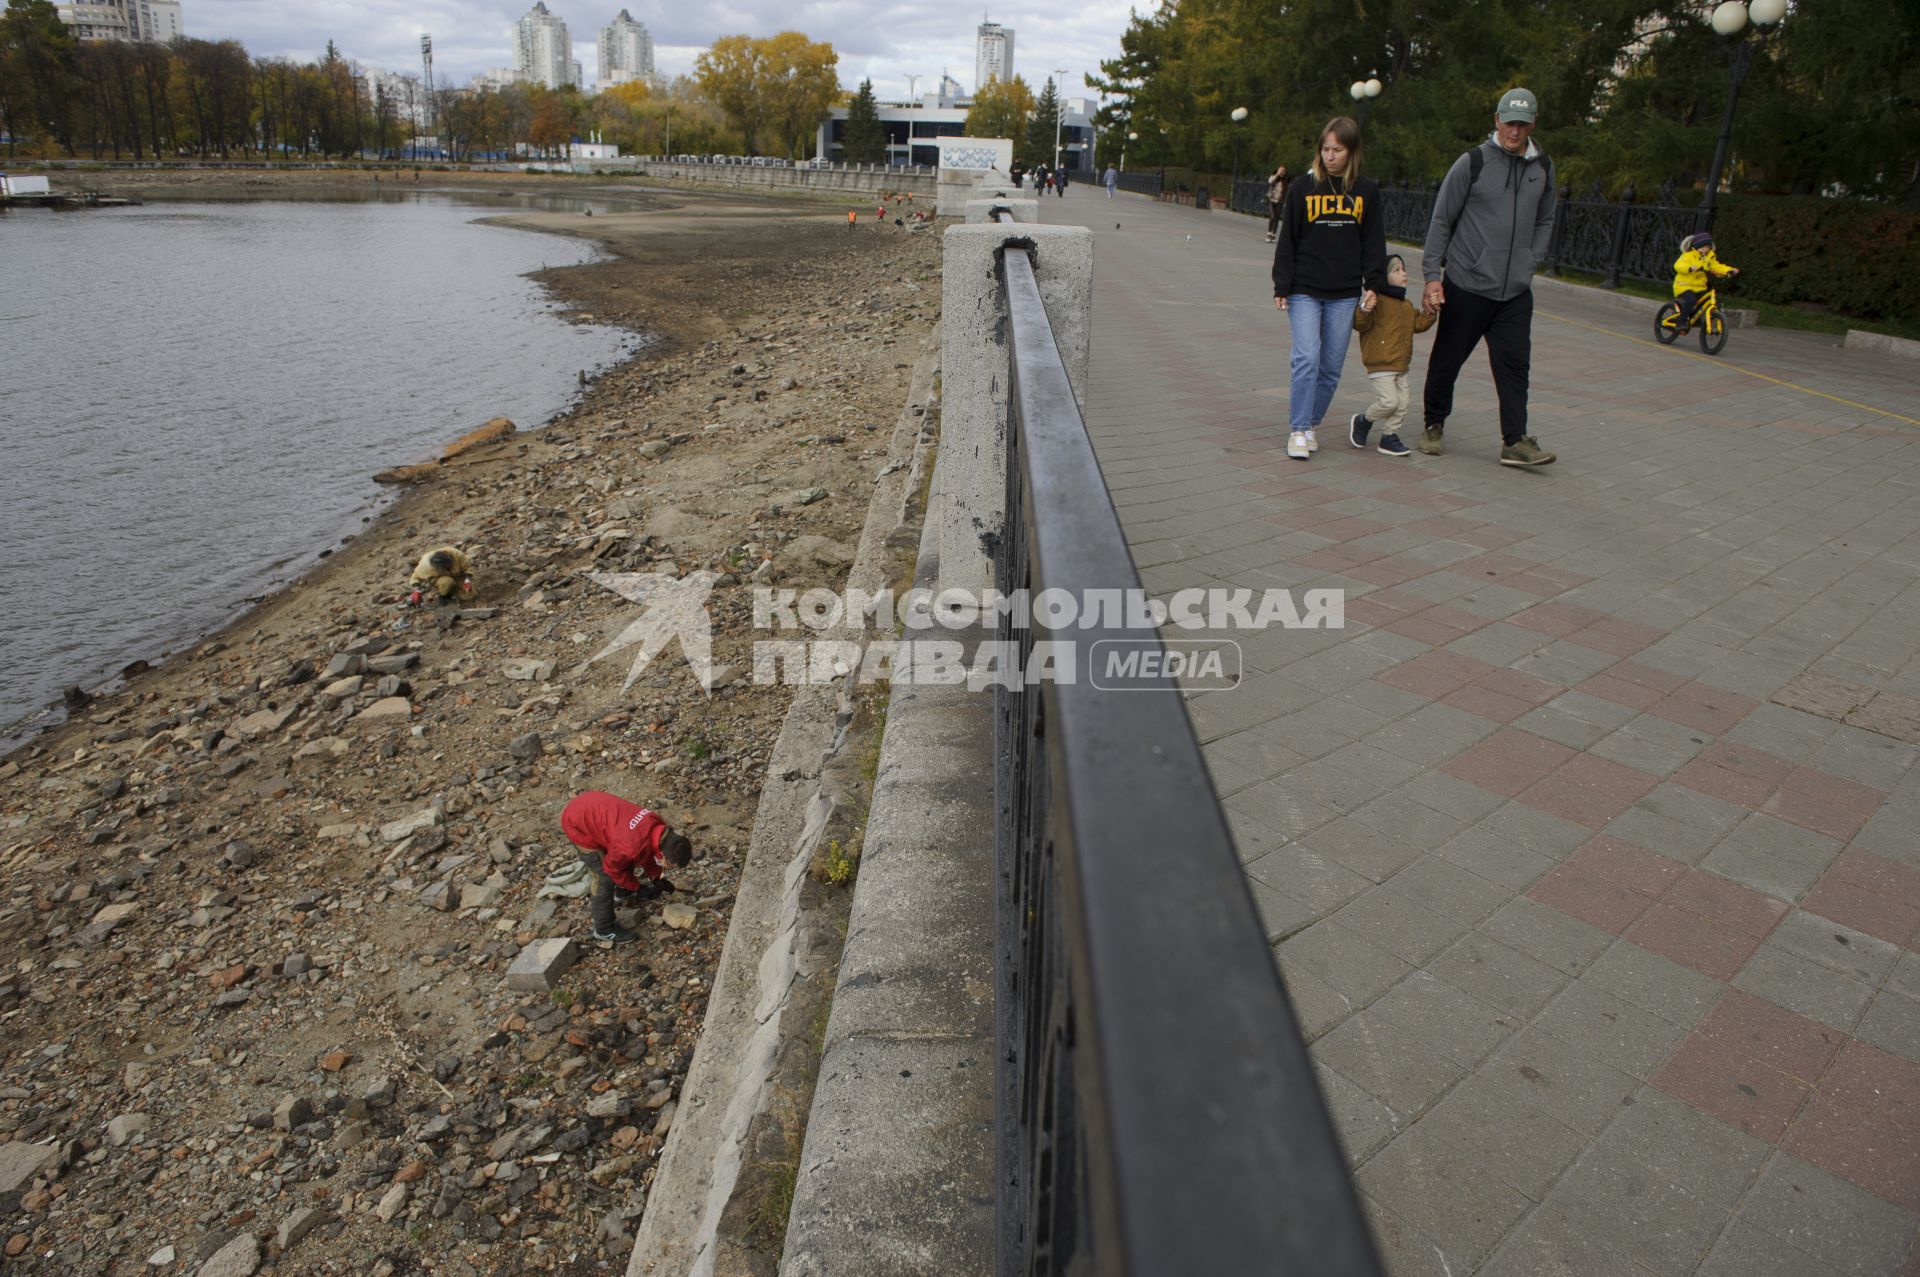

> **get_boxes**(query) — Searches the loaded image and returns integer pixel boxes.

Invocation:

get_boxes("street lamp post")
[1052,70,1070,172]
[1700,0,1786,229]
[1122,130,1138,171]
[1229,105,1248,205]
[1348,73,1382,125]
[904,74,921,169]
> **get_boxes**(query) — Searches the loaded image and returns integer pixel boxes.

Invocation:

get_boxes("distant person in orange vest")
[847,209,858,229]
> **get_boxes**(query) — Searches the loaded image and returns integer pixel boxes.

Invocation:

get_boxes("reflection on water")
[0,193,642,742]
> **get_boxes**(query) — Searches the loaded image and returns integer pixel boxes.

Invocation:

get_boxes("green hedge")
[1716,195,1920,323]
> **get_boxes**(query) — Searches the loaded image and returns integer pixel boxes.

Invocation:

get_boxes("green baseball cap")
[1497,87,1538,124]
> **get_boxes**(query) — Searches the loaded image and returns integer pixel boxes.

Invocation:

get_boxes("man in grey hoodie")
[1418,87,1558,466]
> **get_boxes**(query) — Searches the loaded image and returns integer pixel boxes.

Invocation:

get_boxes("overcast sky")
[184,1,1134,105]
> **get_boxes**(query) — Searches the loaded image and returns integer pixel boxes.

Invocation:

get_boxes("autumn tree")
[696,32,837,158]
[0,0,80,155]
[842,78,885,163]
[965,73,1033,145]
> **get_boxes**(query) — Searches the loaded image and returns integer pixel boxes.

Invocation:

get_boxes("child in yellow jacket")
[1667,231,1739,328]
[1348,255,1437,457]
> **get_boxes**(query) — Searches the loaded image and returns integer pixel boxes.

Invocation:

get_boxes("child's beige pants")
[1366,371,1411,433]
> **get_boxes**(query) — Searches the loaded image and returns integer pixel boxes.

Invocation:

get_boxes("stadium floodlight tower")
[421,34,436,155]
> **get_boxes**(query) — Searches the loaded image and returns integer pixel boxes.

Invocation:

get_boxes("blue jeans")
[1286,294,1359,433]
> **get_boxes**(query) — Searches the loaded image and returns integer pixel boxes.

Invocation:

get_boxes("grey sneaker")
[1499,436,1557,467]
[592,925,638,944]
[1417,426,1444,456]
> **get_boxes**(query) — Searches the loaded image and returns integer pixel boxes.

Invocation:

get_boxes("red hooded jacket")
[561,791,667,891]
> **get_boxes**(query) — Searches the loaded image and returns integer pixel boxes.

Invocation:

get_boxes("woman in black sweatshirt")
[1271,116,1388,460]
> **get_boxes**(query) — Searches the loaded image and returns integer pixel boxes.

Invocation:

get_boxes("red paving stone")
[1760,767,1888,842]
[1629,904,1773,981]
[1376,650,1502,699]
[1799,876,1920,948]
[1454,524,1528,550]
[1405,514,1483,537]
[1646,681,1762,737]
[1528,865,1656,935]
[1440,683,1541,724]
[1567,834,1689,897]
[1826,849,1920,909]
[1565,619,1667,659]
[1653,989,1845,1143]
[1664,869,1793,938]
[1518,754,1663,829]
[1441,728,1579,799]
[1784,1040,1920,1210]
[1348,557,1429,588]
[1474,668,1563,708]
[1508,600,1611,638]
[1672,741,1798,811]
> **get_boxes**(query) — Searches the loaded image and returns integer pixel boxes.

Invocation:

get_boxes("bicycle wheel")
[1655,302,1682,345]
[1698,310,1728,356]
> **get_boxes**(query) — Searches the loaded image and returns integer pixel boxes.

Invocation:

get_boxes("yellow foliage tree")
[966,75,1034,145]
[696,32,837,158]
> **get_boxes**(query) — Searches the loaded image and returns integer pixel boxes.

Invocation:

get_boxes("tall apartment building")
[598,9,654,87]
[975,21,1013,90]
[55,0,181,43]
[514,1,574,90]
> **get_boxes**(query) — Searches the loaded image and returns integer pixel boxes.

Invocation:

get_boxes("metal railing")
[1378,180,1700,287]
[1230,177,1270,216]
[990,228,1383,1276]
[1114,170,1163,197]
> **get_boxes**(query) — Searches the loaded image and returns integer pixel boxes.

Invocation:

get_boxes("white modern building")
[473,67,524,93]
[598,10,654,86]
[127,0,180,42]
[816,96,970,168]
[975,21,1013,90]
[514,1,574,90]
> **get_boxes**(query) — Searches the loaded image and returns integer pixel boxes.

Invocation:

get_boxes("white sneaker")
[1287,431,1310,460]
[1305,429,1320,452]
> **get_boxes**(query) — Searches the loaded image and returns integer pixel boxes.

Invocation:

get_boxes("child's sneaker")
[1377,433,1410,457]
[593,925,638,944]
[1304,429,1319,452]
[1417,426,1444,456]
[1286,431,1310,460]
[1349,413,1372,448]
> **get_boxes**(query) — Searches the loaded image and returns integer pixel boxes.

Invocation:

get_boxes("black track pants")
[1422,282,1534,445]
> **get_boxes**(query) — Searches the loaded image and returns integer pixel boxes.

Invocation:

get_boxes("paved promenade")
[1043,188,1920,1275]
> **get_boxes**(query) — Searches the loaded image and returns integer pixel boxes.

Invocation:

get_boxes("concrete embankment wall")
[637,162,937,200]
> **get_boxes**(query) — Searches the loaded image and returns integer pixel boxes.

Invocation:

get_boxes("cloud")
[188,0,1134,99]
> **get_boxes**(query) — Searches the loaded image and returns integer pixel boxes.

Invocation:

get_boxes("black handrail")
[991,234,1383,1276]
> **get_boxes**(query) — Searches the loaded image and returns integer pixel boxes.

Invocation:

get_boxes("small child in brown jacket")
[1348,255,1437,457]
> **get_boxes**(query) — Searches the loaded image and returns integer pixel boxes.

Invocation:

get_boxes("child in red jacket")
[560,791,693,943]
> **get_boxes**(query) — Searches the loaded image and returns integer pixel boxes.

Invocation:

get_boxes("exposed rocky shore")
[0,175,942,1275]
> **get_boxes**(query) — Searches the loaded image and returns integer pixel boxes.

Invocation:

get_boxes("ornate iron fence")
[1378,180,1701,287]
[991,227,1383,1277]
[1114,170,1163,197]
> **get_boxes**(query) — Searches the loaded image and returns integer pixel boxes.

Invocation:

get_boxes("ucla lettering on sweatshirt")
[1272,174,1388,301]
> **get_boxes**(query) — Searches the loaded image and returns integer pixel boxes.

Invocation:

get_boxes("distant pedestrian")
[1056,166,1069,196]
[847,208,858,229]
[1348,255,1436,457]
[1264,165,1289,242]
[1271,116,1387,462]
[1418,87,1558,467]
[1104,164,1118,197]
[1011,161,1027,188]
[560,791,693,944]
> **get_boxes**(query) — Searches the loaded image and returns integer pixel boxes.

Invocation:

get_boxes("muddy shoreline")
[0,169,942,1275]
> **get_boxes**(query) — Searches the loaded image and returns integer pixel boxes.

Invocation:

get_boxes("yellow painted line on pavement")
[1538,308,1920,428]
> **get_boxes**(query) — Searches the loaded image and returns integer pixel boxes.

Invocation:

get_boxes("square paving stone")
[1532,981,1692,1079]
[1633,781,1756,836]
[1299,818,1429,885]
[1740,1150,1920,1277]
[1358,1197,1455,1277]
[1415,1074,1590,1202]
[1481,897,1614,977]
[1725,700,1845,763]
[1540,1144,1733,1277]
[1312,1058,1401,1165]
[1277,920,1414,1008]
[1241,873,1318,943]
[1590,715,1715,779]
[1331,886,1469,965]
[1352,1117,1535,1270]
[1346,790,1474,856]
[1853,988,1920,1065]
[1732,943,1876,1034]
[1699,811,1844,903]
[1436,825,1558,891]
[1279,962,1358,1042]
[1762,765,1888,842]
[1313,1008,1470,1121]
[1365,970,1521,1069]
[1428,933,1569,1018]
[1694,1217,1844,1277]
[1517,753,1664,830]
[1225,777,1343,843]
[1392,770,1510,825]
[1486,1025,1643,1136]
[1244,844,1373,914]
[1477,800,1596,858]
[1384,853,1513,925]
[1595,1086,1771,1209]
[1582,939,1725,1029]
[1364,701,1499,768]
[1809,723,1920,792]
[1766,907,1902,984]
[1782,1039,1920,1211]
[1476,1207,1662,1277]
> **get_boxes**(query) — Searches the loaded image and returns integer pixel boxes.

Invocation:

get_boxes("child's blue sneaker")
[1377,433,1410,457]
[1349,413,1372,449]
